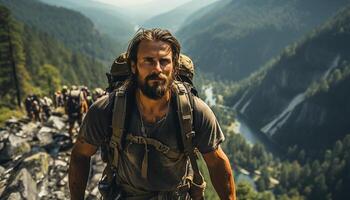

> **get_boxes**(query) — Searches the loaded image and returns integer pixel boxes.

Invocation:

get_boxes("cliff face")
[228,6,350,152]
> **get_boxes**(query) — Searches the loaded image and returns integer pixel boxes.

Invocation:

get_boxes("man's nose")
[153,61,163,73]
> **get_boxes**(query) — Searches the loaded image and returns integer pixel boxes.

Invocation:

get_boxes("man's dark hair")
[126,28,181,71]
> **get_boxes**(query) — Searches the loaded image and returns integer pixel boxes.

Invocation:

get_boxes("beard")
[136,70,173,100]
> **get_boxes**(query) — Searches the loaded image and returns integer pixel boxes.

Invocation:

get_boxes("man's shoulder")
[192,96,213,115]
[88,94,114,116]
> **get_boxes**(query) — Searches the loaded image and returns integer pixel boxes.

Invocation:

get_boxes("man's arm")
[69,136,98,200]
[202,146,236,200]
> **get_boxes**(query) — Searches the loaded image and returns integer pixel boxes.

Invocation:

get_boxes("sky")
[93,0,155,7]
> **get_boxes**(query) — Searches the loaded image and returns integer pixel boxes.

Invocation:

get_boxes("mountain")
[0,5,107,110]
[177,0,350,81]
[0,0,121,62]
[227,6,350,154]
[39,0,135,42]
[123,0,192,24]
[142,0,218,32]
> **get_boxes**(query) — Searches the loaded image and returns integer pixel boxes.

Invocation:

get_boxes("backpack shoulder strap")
[173,81,205,187]
[109,84,128,169]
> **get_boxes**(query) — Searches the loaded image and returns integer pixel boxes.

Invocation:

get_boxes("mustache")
[146,73,167,81]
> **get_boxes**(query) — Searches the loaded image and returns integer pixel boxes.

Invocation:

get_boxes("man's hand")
[203,146,236,200]
[69,136,97,200]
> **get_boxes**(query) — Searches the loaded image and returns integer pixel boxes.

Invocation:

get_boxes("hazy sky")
[93,0,155,7]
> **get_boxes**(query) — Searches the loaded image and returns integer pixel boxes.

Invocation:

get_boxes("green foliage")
[218,105,350,200]
[306,61,350,97]
[0,0,122,61]
[37,64,61,95]
[0,5,108,123]
[178,0,349,80]
[0,107,24,126]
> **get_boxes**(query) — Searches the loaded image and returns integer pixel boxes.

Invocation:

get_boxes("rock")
[53,191,66,199]
[38,127,55,135]
[38,178,50,198]
[2,135,31,161]
[5,117,19,125]
[0,165,5,177]
[7,192,21,200]
[54,159,67,167]
[0,142,4,152]
[21,122,39,137]
[57,175,68,186]
[7,168,38,200]
[0,130,9,141]
[52,133,73,152]
[47,116,66,130]
[0,180,6,197]
[37,131,53,146]
[21,152,52,181]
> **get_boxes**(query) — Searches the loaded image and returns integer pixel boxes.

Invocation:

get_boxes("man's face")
[131,40,174,100]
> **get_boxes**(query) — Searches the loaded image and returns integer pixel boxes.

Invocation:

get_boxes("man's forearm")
[69,152,91,200]
[206,150,236,200]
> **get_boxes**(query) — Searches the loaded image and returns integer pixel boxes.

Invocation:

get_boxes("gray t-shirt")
[79,92,224,195]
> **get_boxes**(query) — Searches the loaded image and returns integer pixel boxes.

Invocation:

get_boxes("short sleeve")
[192,97,225,154]
[78,95,112,146]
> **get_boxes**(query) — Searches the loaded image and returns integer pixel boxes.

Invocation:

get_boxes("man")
[69,28,236,200]
[66,87,88,136]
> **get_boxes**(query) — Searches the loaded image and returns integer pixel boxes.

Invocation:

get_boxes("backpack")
[100,53,206,199]
[67,90,82,117]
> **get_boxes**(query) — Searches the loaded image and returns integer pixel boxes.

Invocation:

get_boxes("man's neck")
[136,89,171,123]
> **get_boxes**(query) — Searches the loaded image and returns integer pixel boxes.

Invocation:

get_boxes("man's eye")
[160,59,170,66]
[144,59,154,64]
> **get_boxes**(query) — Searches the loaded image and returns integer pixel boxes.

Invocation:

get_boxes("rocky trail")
[0,113,105,200]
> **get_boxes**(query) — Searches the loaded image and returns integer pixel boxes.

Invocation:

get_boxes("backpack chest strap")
[126,135,182,159]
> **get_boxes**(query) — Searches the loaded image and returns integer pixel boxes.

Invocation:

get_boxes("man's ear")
[131,61,136,74]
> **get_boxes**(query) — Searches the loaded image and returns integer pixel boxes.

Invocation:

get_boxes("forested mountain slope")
[178,0,350,81]
[227,6,350,154]
[39,0,134,42]
[0,0,121,61]
[0,6,106,109]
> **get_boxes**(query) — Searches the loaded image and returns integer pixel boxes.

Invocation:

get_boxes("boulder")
[5,168,38,200]
[47,116,66,131]
[21,152,52,181]
[1,135,31,162]
[7,192,21,200]
[37,131,53,146]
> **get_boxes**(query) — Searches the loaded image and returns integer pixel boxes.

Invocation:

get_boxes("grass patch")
[0,106,25,127]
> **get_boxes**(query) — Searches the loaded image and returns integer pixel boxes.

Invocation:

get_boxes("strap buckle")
[186,131,195,139]
[156,144,170,154]
[175,182,191,195]
[135,136,145,144]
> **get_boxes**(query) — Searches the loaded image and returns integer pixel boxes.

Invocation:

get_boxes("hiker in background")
[81,86,94,107]
[24,95,34,119]
[61,85,69,106]
[92,87,105,102]
[54,90,64,108]
[66,87,88,137]
[40,96,53,121]
[31,94,42,122]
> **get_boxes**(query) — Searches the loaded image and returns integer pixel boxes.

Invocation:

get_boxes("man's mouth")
[146,73,167,83]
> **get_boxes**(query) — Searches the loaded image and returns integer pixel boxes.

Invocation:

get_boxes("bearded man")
[69,28,236,200]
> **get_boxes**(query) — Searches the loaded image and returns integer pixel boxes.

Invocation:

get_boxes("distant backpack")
[67,90,82,117]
